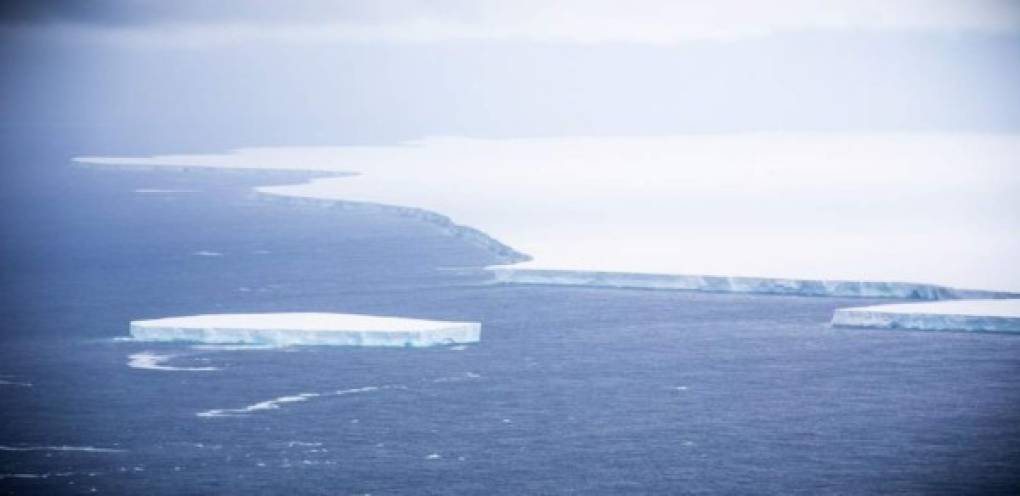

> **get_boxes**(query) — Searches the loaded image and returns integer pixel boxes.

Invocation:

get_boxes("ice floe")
[127,352,219,371]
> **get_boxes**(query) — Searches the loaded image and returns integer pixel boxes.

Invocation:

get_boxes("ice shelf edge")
[487,267,1019,300]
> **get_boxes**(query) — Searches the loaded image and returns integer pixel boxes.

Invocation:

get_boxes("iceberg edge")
[831,300,1020,333]
[129,312,481,347]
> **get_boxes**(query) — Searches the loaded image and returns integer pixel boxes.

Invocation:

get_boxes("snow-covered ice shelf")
[74,134,1020,297]
[130,313,481,347]
[831,299,1020,333]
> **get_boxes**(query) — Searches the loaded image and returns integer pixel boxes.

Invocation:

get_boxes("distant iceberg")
[831,299,1020,333]
[130,313,480,347]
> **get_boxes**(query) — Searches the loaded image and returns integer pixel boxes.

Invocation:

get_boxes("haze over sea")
[4,2,1020,494]
[2,127,1020,495]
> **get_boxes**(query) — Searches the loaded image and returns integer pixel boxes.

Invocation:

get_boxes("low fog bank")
[2,29,1019,151]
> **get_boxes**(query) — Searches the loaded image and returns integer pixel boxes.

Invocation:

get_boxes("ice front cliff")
[130,313,481,347]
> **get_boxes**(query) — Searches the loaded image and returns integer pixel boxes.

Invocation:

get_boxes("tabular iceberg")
[130,313,481,347]
[831,299,1020,333]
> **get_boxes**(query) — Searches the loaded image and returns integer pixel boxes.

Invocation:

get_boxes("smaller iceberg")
[831,299,1020,333]
[130,313,480,347]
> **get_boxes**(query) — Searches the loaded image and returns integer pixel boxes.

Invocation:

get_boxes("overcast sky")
[2,1,1019,149]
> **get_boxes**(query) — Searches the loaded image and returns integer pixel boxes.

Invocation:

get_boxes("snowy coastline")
[76,134,1020,330]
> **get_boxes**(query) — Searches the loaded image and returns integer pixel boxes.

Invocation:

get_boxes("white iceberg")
[129,312,480,347]
[126,352,219,371]
[831,299,1020,333]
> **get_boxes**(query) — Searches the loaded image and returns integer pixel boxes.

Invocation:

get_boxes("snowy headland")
[130,313,481,347]
[78,134,1020,332]
[75,134,1020,297]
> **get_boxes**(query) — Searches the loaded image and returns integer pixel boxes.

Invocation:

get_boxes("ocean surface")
[2,130,1020,495]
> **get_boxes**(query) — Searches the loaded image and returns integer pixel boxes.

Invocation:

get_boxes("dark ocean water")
[1,131,1020,495]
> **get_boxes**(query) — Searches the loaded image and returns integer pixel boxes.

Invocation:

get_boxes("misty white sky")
[2,1,1019,148]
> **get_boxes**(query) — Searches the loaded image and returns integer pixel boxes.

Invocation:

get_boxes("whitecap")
[0,445,125,453]
[198,393,320,417]
[192,250,223,257]
[432,372,482,383]
[0,379,32,387]
[198,385,392,418]
[286,441,322,448]
[133,189,200,194]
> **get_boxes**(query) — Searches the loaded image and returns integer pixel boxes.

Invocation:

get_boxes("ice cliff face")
[130,313,481,347]
[489,268,1015,300]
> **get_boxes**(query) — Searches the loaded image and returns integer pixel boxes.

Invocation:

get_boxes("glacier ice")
[129,312,481,347]
[831,299,1020,333]
[488,267,1015,300]
[73,135,1020,296]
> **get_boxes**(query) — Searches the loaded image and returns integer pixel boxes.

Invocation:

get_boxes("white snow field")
[130,313,481,347]
[75,134,1020,298]
[832,299,1020,333]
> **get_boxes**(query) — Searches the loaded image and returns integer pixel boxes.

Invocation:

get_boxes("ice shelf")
[831,299,1020,333]
[129,313,481,347]
[488,267,1015,300]
[74,134,1020,296]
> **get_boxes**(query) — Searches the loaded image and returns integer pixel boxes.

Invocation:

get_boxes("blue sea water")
[2,131,1020,495]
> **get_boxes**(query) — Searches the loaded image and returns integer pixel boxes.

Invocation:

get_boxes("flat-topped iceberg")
[831,299,1020,333]
[130,313,481,347]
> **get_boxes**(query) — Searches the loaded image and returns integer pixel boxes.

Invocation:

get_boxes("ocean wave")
[0,378,32,387]
[197,387,380,418]
[197,371,483,418]
[0,445,124,453]
[0,472,82,479]
[133,189,200,194]
[286,441,322,448]
[431,372,482,383]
